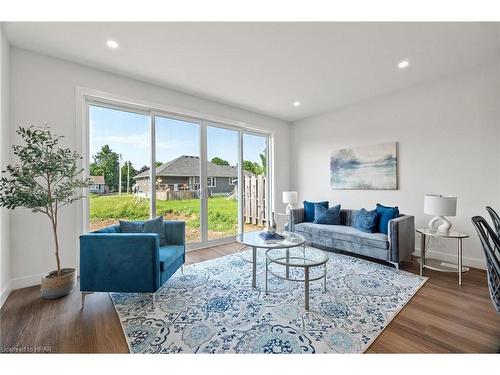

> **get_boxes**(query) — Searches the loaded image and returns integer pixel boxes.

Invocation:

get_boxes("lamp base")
[285,203,295,215]
[429,216,452,233]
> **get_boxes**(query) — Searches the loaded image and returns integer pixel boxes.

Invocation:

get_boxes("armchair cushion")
[159,245,185,272]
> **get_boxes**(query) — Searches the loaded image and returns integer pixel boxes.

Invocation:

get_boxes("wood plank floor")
[1,242,499,353]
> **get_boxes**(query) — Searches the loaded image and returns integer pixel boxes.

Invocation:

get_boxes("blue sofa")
[79,220,185,307]
[289,208,414,268]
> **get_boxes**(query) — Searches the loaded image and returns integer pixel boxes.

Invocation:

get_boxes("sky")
[89,105,267,170]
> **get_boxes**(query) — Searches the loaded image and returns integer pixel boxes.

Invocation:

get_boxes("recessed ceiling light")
[106,40,119,49]
[398,59,409,69]
[293,101,301,107]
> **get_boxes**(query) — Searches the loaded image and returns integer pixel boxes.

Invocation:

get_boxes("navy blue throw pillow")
[303,200,328,222]
[314,204,341,225]
[352,208,379,233]
[119,220,144,233]
[376,203,399,235]
[144,216,165,246]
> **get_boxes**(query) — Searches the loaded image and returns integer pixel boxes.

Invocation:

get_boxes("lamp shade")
[424,194,457,216]
[282,191,298,204]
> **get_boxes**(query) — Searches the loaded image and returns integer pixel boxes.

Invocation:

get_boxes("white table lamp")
[283,191,298,215]
[424,194,457,233]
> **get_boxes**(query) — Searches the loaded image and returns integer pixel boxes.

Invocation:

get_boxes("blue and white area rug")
[110,248,427,354]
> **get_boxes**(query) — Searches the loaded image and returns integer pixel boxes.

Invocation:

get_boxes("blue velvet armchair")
[79,220,185,308]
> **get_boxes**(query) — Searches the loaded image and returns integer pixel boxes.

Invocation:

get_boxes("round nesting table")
[265,246,329,310]
[235,231,306,289]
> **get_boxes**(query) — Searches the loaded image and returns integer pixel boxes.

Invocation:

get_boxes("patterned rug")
[110,247,427,354]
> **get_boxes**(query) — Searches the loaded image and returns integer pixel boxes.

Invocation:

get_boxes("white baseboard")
[9,273,44,291]
[412,248,486,270]
[0,279,12,309]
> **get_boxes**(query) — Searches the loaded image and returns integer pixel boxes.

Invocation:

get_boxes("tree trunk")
[51,216,61,277]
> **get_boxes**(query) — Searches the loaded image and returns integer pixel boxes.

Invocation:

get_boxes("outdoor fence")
[244,175,267,226]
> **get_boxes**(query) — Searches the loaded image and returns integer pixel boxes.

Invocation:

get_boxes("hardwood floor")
[1,242,499,353]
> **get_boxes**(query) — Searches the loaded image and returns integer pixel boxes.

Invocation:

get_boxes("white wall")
[9,47,290,288]
[0,24,11,306]
[290,60,500,269]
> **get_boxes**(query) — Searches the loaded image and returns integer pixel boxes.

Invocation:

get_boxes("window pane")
[207,126,239,239]
[89,105,151,231]
[155,116,201,243]
[243,134,268,232]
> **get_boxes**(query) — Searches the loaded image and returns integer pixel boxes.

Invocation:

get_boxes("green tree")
[259,151,267,175]
[91,145,119,192]
[211,157,230,166]
[0,126,90,276]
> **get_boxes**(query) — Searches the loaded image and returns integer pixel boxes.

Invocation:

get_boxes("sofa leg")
[81,292,93,310]
[181,266,184,275]
[151,293,157,309]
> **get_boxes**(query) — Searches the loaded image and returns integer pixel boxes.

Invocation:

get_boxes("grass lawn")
[89,194,241,239]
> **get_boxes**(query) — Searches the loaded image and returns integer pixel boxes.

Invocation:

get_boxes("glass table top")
[416,228,469,238]
[236,230,305,249]
[266,246,329,267]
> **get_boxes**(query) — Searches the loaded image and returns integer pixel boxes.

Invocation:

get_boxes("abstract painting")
[330,142,397,190]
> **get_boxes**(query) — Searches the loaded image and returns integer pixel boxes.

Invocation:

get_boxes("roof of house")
[134,155,253,179]
[90,175,105,184]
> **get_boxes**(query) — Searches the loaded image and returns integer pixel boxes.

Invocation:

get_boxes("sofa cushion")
[303,200,328,222]
[376,204,399,235]
[294,222,389,250]
[352,208,379,233]
[159,245,184,272]
[314,204,341,225]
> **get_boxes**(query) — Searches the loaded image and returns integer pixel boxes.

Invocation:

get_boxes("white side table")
[416,228,469,285]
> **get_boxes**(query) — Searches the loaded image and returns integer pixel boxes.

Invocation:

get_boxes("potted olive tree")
[0,126,90,299]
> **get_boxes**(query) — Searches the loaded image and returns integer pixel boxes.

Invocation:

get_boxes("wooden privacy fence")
[244,175,267,226]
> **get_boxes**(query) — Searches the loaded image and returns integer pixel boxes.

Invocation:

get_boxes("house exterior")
[134,155,251,196]
[89,176,107,194]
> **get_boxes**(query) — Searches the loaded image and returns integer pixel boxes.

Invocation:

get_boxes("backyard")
[89,194,260,241]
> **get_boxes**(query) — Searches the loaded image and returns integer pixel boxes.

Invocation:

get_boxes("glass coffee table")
[236,231,306,288]
[265,247,329,310]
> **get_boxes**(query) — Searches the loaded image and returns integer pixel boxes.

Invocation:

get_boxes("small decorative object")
[258,231,284,241]
[0,126,91,299]
[330,142,397,190]
[424,194,457,233]
[263,211,277,235]
[282,191,298,215]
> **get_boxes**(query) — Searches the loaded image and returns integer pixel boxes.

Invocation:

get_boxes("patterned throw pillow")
[314,204,341,225]
[303,200,329,222]
[352,208,379,233]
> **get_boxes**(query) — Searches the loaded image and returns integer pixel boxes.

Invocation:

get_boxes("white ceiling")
[5,22,500,122]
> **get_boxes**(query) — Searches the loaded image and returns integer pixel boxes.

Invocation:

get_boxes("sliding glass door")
[155,115,201,244]
[87,101,270,248]
[206,125,240,240]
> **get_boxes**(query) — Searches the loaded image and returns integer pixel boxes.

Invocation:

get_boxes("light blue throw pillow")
[314,204,341,225]
[352,208,379,233]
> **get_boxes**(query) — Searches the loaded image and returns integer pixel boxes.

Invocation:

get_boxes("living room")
[1,1,499,372]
